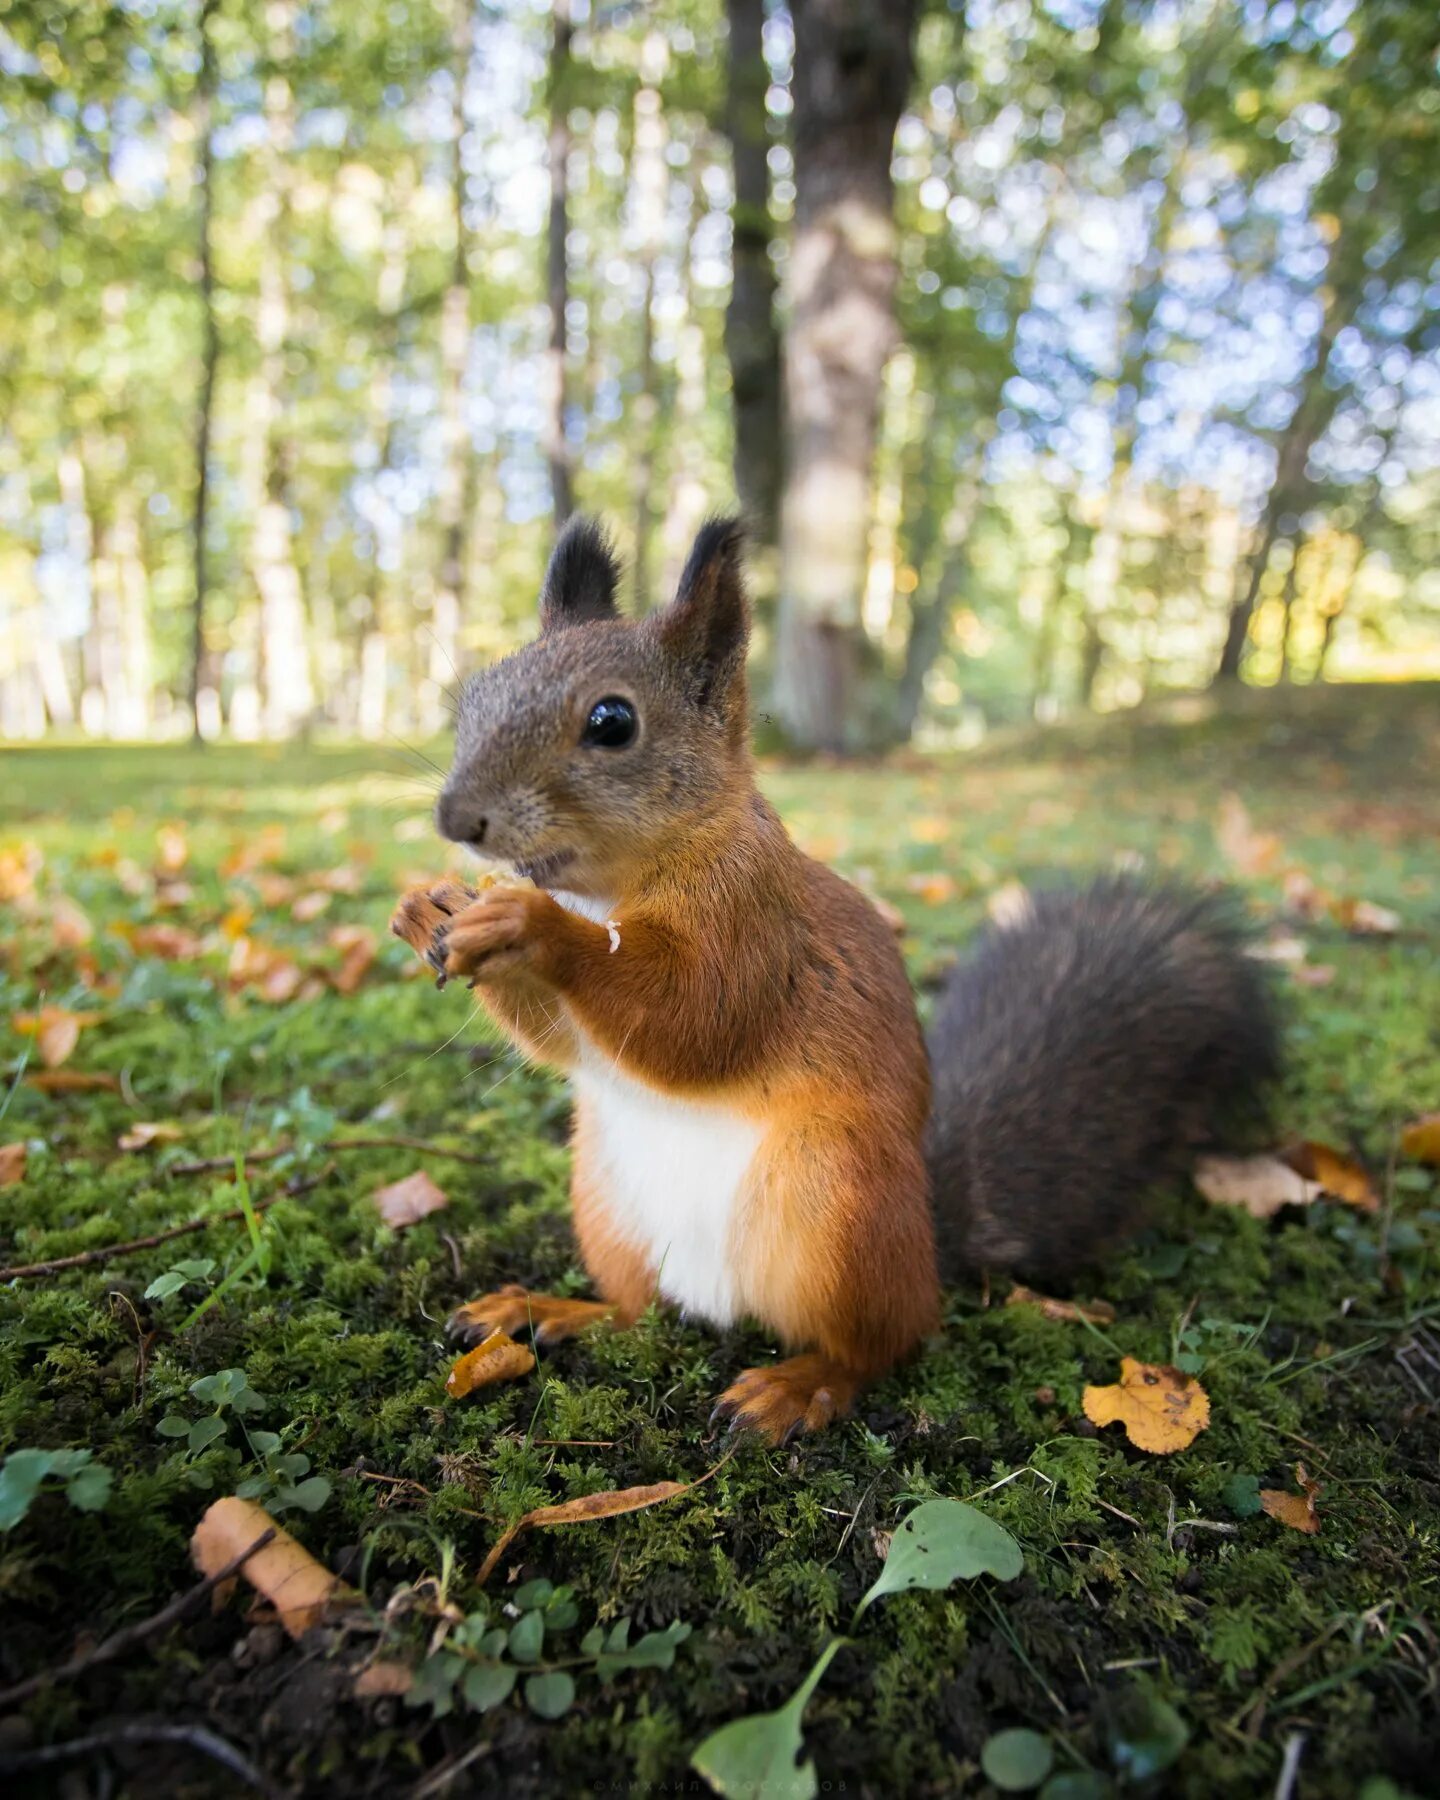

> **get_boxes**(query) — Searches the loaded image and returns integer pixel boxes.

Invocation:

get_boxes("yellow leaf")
[12,1005,100,1069]
[118,1121,185,1152]
[1400,1114,1440,1167]
[191,1496,352,1638]
[373,1169,449,1229]
[445,1328,535,1399]
[1082,1357,1210,1454]
[1280,1140,1379,1212]
[0,1142,26,1186]
[909,816,950,845]
[478,1475,700,1585]
[1260,1463,1321,1534]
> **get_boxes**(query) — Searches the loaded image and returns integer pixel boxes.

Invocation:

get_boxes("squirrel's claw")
[710,1358,859,1446]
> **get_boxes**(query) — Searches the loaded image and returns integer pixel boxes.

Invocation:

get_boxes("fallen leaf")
[11,1005,101,1069]
[314,863,363,895]
[253,872,297,907]
[1082,1357,1211,1454]
[1006,1285,1117,1326]
[1399,1114,1440,1167]
[1332,896,1401,936]
[906,871,958,906]
[354,1659,414,1699]
[374,1169,449,1229]
[118,921,206,961]
[155,823,189,874]
[910,816,950,845]
[191,1496,352,1638]
[1260,1463,1321,1534]
[291,889,331,923]
[1281,1141,1379,1211]
[445,1327,534,1398]
[1194,1153,1322,1219]
[0,1143,26,1186]
[1217,793,1281,877]
[1291,964,1336,988]
[26,1070,121,1094]
[478,1476,696,1585]
[0,842,42,901]
[118,1121,185,1153]
[328,924,378,995]
[1248,931,1307,965]
[51,896,94,949]
[219,824,288,877]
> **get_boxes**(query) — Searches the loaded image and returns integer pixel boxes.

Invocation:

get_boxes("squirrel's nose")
[436,789,488,848]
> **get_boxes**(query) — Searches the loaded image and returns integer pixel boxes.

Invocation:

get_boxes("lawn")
[2,682,1438,1799]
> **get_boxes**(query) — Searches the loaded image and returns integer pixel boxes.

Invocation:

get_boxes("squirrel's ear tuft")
[539,516,621,632]
[653,517,750,723]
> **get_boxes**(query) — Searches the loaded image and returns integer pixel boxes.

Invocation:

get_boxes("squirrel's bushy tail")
[925,876,1281,1280]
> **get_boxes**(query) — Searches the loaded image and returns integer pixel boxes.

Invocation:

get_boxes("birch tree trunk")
[771,0,917,752]
[629,32,668,613]
[248,0,313,739]
[545,0,574,525]
[724,0,781,549]
[188,0,221,741]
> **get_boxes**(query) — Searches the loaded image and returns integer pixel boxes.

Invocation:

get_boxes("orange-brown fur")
[391,518,941,1443]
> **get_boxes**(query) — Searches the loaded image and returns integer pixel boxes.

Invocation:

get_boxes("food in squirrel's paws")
[389,869,535,985]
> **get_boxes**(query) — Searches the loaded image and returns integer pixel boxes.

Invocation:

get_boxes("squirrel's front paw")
[390,879,479,982]
[440,887,559,984]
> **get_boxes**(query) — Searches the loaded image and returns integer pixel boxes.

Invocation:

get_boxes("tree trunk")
[771,0,917,752]
[430,0,478,728]
[724,0,782,549]
[189,0,221,741]
[248,0,313,739]
[545,0,574,525]
[629,33,668,612]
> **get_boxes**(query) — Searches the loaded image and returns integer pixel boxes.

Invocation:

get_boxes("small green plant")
[156,1368,330,1513]
[0,1448,112,1531]
[143,1257,217,1303]
[407,1579,691,1722]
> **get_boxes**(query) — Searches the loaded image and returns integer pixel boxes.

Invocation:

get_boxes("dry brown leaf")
[315,863,363,895]
[1082,1357,1211,1454]
[51,895,94,949]
[1194,1153,1322,1218]
[328,924,378,995]
[1291,964,1336,989]
[1281,1140,1379,1212]
[119,921,206,961]
[354,1659,414,1698]
[12,1005,101,1069]
[118,1121,185,1152]
[1332,896,1401,936]
[1260,1463,1321,1534]
[1399,1114,1440,1167]
[26,1070,121,1094]
[478,1477,698,1585]
[291,889,332,923]
[0,1142,26,1186]
[253,872,297,907]
[1006,1285,1117,1326]
[1216,793,1281,877]
[191,1497,352,1638]
[374,1169,449,1229]
[445,1327,535,1397]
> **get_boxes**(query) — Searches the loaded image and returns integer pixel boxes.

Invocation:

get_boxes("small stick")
[167,1134,492,1177]
[0,1529,276,1710]
[0,1166,331,1282]
[0,1722,281,1799]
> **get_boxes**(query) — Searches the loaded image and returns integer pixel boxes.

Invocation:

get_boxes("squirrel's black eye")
[581,696,638,749]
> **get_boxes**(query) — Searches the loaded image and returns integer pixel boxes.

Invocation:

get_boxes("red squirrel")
[392,517,1278,1444]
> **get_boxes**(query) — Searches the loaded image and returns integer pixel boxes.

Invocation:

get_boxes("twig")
[408,1736,493,1799]
[1274,1732,1306,1800]
[167,1133,492,1177]
[0,1721,282,1798]
[0,1529,276,1710]
[0,1166,331,1282]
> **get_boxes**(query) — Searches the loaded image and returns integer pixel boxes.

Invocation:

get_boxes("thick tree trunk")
[248,0,313,738]
[724,0,781,548]
[431,0,478,728]
[189,0,220,741]
[772,0,917,751]
[545,0,574,525]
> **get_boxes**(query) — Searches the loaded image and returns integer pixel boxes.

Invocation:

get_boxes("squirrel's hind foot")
[711,1355,861,1446]
[447,1283,615,1347]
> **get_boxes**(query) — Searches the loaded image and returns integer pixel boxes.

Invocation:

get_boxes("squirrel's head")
[436,516,751,895]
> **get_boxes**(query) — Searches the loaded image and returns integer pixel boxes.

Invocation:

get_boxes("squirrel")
[391,516,1279,1444]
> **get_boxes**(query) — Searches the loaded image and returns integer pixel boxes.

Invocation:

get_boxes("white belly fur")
[572,1051,764,1326]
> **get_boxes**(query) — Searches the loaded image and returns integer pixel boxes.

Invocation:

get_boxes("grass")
[2,681,1438,1798]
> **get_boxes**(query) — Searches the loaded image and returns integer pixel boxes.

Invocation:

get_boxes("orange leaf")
[119,921,206,961]
[0,1142,26,1186]
[1006,1285,1116,1326]
[1400,1114,1440,1167]
[12,1005,100,1069]
[51,896,94,949]
[190,1497,352,1638]
[1260,1463,1321,1534]
[445,1328,535,1398]
[26,1070,121,1094]
[291,890,331,923]
[1216,793,1281,877]
[1280,1141,1379,1212]
[118,1121,185,1152]
[328,924,377,995]
[906,871,958,906]
[374,1169,449,1229]
[0,842,42,901]
[1082,1357,1211,1454]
